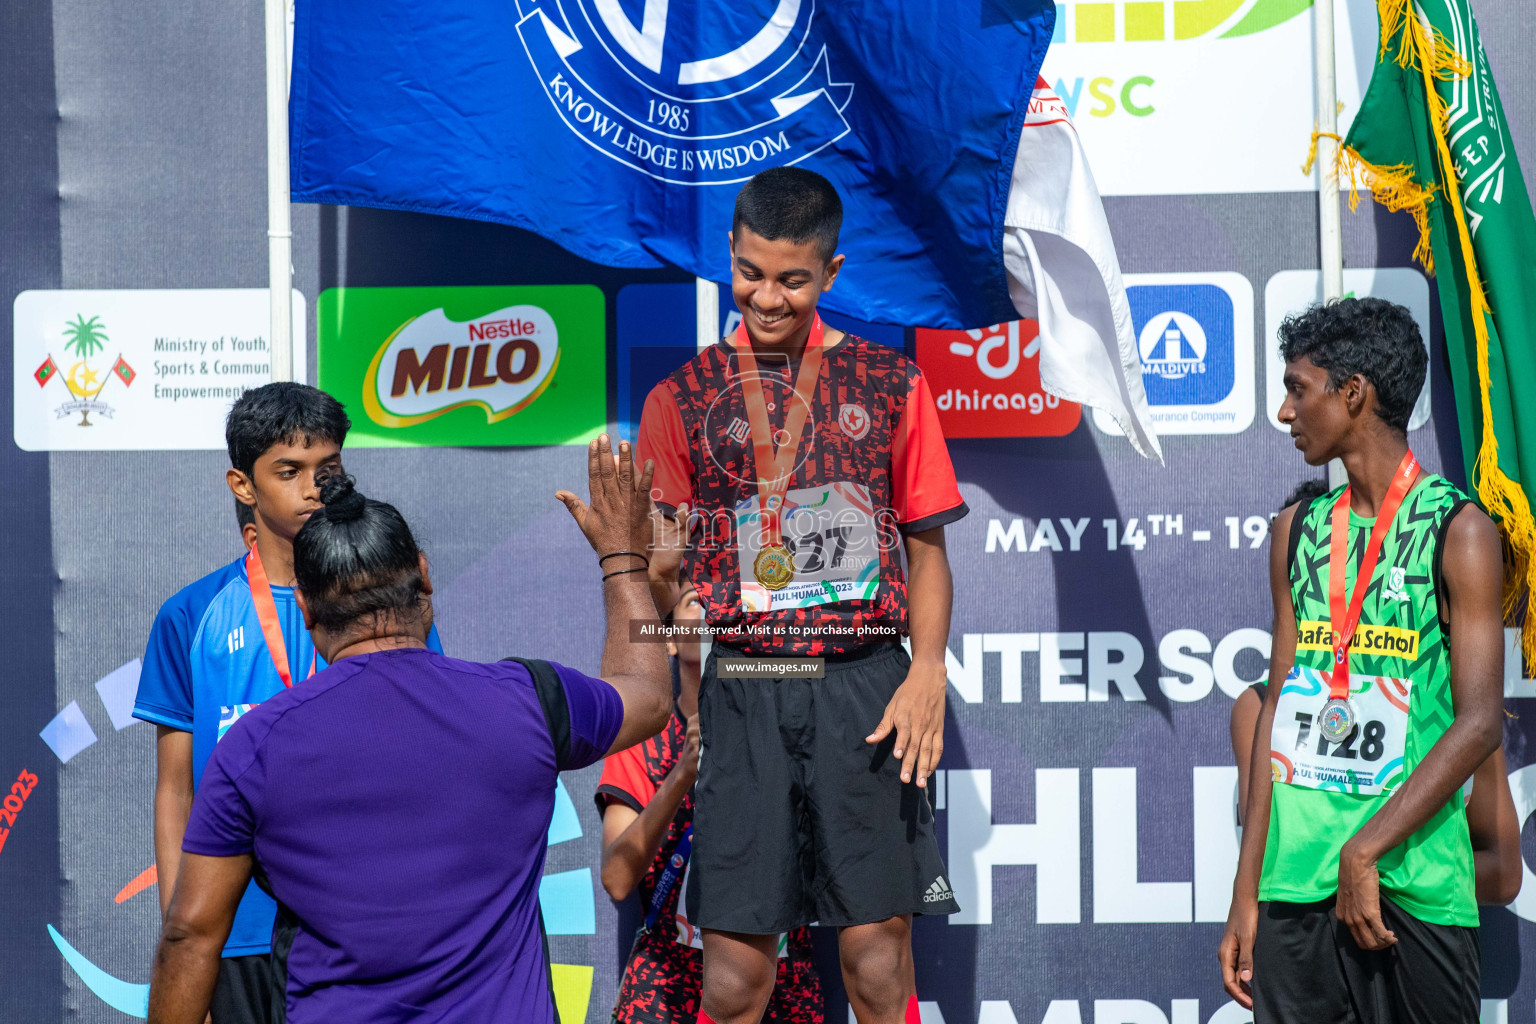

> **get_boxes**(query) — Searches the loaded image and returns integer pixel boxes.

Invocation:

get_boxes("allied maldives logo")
[515,0,853,184]
[1129,284,1234,407]
[914,321,1081,439]
[362,305,560,428]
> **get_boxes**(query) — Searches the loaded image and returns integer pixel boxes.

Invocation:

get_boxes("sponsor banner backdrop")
[317,285,606,447]
[1041,0,1370,196]
[7,1,1536,1023]
[13,290,307,451]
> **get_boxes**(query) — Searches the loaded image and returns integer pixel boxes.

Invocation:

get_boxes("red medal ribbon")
[1326,450,1421,699]
[735,314,826,548]
[246,544,315,689]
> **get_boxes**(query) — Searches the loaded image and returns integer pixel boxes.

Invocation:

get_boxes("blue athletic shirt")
[132,551,444,956]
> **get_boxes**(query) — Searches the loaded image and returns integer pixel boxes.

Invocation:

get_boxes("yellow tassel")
[1338,147,1437,276]
[1301,127,1343,177]
[1383,1,1536,667]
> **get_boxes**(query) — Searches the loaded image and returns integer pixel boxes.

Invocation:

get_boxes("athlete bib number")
[736,482,881,613]
[1270,665,1411,796]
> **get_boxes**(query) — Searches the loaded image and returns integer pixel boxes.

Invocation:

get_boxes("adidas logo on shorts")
[923,877,954,903]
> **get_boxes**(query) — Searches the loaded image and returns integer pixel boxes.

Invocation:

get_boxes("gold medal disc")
[753,544,795,591]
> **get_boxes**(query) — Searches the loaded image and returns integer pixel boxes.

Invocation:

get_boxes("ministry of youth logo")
[1137,311,1207,380]
[515,0,853,184]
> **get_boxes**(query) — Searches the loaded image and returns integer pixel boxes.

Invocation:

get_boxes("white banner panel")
[13,289,306,451]
[1040,0,1372,196]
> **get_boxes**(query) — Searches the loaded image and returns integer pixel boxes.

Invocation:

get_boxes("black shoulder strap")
[1285,497,1311,578]
[1433,497,1474,629]
[500,656,567,1018]
[502,656,570,770]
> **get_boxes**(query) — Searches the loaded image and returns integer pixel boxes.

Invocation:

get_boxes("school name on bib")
[1295,621,1419,660]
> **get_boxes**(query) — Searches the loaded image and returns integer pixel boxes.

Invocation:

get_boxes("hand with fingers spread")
[865,658,946,786]
[1335,840,1397,951]
[555,434,656,568]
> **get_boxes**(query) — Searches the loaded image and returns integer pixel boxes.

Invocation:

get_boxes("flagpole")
[265,0,293,383]
[696,277,718,353]
[1314,0,1347,489]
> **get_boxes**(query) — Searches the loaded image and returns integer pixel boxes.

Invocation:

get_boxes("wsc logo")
[515,0,853,184]
[1093,273,1254,437]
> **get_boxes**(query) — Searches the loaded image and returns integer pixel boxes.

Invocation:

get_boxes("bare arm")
[866,526,953,787]
[599,718,699,901]
[1335,506,1505,949]
[557,435,672,755]
[1229,687,1264,826]
[1219,502,1298,1008]
[153,727,195,919]
[147,852,253,1024]
[1467,746,1522,905]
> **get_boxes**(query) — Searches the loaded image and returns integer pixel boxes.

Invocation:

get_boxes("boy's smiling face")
[227,438,343,542]
[729,225,844,348]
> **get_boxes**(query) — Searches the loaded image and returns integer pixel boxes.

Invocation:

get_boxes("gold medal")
[753,544,796,590]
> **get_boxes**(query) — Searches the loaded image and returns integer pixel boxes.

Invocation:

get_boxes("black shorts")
[1252,897,1479,1024]
[211,953,283,1024]
[686,642,960,933]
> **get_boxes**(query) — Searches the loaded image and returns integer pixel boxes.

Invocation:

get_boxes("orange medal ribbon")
[735,315,826,590]
[1325,450,1421,699]
[246,544,315,688]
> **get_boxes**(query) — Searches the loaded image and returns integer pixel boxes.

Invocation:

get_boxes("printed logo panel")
[1093,272,1254,436]
[1263,269,1432,433]
[516,0,852,184]
[13,290,307,451]
[1040,1,1369,195]
[915,320,1082,439]
[318,286,604,447]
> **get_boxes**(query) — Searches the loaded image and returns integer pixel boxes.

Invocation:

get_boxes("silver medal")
[1318,696,1358,743]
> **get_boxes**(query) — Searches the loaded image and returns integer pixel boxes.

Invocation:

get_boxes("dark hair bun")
[319,473,367,524]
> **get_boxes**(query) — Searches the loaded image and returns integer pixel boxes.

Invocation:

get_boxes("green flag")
[1344,0,1536,660]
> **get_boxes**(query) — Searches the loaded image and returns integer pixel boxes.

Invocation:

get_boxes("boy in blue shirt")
[133,383,442,1024]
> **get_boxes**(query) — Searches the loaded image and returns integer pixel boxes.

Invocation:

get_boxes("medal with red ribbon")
[1319,450,1421,742]
[246,543,316,688]
[735,314,826,591]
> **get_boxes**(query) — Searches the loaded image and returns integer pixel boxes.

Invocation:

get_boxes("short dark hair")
[1282,478,1330,513]
[236,498,255,528]
[294,474,425,632]
[1277,297,1425,432]
[226,383,351,477]
[733,166,843,263]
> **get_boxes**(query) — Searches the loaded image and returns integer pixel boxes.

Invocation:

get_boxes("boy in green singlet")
[1218,298,1507,1023]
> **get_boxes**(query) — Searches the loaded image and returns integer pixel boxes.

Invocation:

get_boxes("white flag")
[1002,77,1161,462]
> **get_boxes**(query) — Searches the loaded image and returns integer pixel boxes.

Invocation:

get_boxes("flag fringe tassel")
[1353,0,1536,665]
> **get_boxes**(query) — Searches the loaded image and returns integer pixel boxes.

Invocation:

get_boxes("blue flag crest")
[291,0,1055,329]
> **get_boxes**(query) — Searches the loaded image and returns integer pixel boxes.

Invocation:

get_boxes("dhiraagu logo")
[319,285,606,448]
[1041,0,1368,195]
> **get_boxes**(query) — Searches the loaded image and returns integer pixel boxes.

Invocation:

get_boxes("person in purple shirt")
[146,435,671,1024]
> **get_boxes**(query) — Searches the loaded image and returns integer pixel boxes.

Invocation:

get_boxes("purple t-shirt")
[182,648,623,1024]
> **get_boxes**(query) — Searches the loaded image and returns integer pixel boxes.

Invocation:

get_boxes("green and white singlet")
[1258,474,1479,926]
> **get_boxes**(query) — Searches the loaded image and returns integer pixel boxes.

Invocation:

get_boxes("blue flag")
[290,0,1054,330]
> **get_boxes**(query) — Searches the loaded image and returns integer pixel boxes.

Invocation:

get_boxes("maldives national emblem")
[34,314,136,426]
[515,0,853,185]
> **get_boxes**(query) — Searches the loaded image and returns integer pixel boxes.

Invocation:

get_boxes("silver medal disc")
[1318,696,1357,743]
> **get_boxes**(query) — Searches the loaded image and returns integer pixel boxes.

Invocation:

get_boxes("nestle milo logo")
[362,305,560,427]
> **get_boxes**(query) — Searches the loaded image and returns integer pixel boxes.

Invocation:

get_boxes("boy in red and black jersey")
[637,167,965,1024]
[597,582,823,1024]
